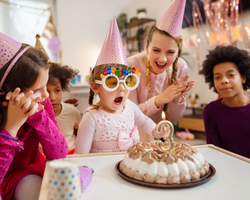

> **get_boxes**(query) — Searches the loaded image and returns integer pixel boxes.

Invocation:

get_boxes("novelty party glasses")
[95,66,141,92]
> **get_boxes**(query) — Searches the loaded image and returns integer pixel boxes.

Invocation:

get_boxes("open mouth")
[155,62,167,68]
[114,96,123,105]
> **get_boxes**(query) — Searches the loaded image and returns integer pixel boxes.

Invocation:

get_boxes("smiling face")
[146,31,179,74]
[46,77,62,116]
[91,75,130,113]
[27,67,49,102]
[213,62,246,100]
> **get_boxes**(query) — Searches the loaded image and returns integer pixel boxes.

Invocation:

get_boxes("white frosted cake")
[119,141,210,184]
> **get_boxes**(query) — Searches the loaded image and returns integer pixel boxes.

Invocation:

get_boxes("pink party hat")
[156,0,186,36]
[0,32,22,68]
[95,18,128,66]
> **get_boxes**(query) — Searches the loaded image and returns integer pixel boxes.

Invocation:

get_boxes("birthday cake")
[119,141,210,184]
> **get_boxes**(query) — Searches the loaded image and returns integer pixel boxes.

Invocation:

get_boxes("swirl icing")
[120,141,210,184]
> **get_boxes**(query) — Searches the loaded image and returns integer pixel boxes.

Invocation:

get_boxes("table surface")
[39,145,250,200]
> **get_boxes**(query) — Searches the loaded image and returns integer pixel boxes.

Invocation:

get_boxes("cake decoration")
[119,120,211,185]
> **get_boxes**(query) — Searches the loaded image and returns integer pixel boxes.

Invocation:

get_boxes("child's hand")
[4,88,42,137]
[152,125,169,139]
[64,98,78,107]
[73,123,79,136]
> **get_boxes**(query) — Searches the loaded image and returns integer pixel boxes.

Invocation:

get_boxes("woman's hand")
[4,88,43,137]
[173,75,195,104]
[154,75,191,107]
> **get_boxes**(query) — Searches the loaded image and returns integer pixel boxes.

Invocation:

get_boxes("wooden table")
[39,145,250,200]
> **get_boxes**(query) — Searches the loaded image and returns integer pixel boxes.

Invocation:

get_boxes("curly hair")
[48,63,79,92]
[202,45,250,93]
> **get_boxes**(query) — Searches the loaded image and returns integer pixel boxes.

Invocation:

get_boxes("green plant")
[137,8,147,14]
[136,28,145,52]
[117,13,127,38]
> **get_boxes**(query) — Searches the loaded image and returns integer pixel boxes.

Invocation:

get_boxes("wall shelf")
[125,18,155,53]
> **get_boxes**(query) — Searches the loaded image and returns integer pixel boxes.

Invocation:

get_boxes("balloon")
[102,70,108,76]
[48,36,61,54]
[106,67,111,75]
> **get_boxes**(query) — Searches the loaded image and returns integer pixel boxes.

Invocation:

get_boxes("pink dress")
[127,52,188,123]
[75,99,156,154]
[0,98,68,200]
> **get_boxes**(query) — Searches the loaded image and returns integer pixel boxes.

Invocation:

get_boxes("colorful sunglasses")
[95,67,141,92]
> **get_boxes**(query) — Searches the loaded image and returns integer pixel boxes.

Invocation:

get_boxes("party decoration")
[219,29,230,45]
[95,18,128,66]
[189,34,199,48]
[231,24,243,43]
[209,32,219,46]
[230,0,240,27]
[156,0,186,36]
[101,66,140,78]
[0,33,21,68]
[244,22,250,39]
[0,32,31,89]
[48,36,61,54]
[35,34,51,62]
[200,0,214,32]
[47,160,82,200]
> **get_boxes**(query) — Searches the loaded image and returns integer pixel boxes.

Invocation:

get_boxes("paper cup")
[47,160,82,200]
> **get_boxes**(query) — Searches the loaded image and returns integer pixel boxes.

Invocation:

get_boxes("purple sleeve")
[0,129,24,186]
[203,105,221,147]
[25,98,68,160]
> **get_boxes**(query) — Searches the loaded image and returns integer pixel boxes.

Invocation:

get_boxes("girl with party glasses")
[75,19,168,154]
[0,33,68,200]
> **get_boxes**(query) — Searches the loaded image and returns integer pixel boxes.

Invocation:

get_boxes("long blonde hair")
[145,23,183,114]
[88,63,127,109]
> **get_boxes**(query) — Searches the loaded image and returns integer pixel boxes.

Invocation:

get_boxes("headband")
[0,46,31,89]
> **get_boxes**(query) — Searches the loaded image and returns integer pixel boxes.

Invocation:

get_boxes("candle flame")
[161,111,166,120]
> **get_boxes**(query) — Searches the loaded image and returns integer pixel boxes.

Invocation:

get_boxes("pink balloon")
[48,37,61,54]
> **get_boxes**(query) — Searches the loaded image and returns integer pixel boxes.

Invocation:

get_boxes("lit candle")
[156,111,175,152]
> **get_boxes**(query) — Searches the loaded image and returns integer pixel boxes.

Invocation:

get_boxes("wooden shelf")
[177,106,205,132]
[126,18,155,28]
[125,18,155,53]
[178,117,205,132]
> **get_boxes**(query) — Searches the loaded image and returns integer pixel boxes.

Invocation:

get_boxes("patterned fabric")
[0,98,68,200]
[76,99,156,154]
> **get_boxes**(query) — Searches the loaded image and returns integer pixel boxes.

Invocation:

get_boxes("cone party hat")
[35,34,51,62]
[0,32,22,68]
[95,18,128,66]
[156,0,186,36]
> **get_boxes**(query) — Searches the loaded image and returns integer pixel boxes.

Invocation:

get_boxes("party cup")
[47,160,82,200]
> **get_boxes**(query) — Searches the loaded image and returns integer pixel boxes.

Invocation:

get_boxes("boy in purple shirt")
[202,46,250,159]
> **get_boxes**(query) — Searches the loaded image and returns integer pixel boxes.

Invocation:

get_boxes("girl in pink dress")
[0,33,68,200]
[75,19,168,154]
[128,0,195,123]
